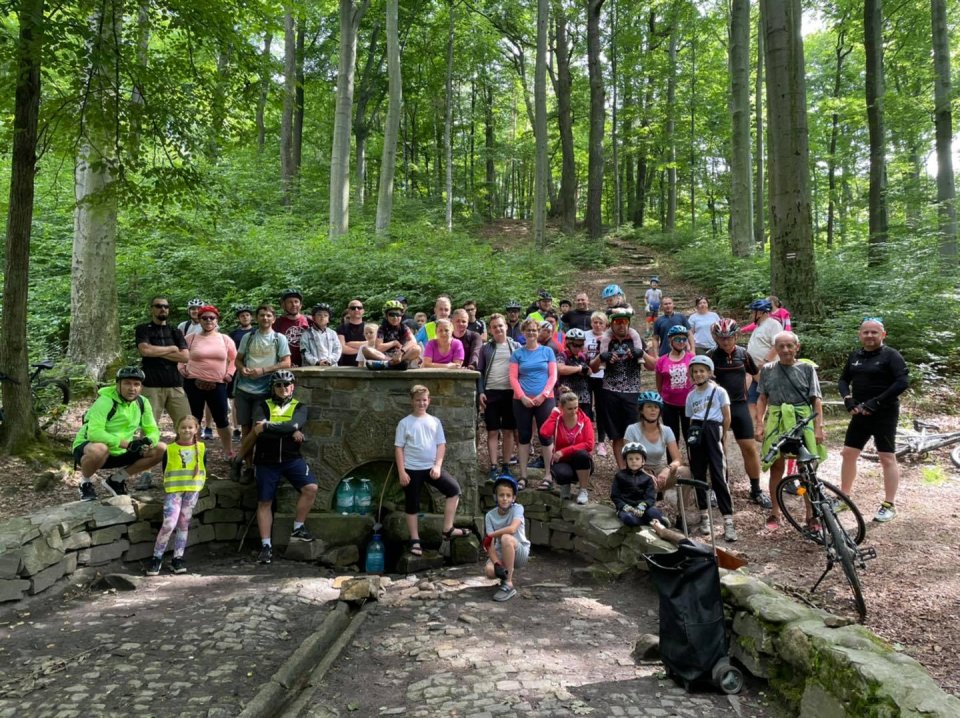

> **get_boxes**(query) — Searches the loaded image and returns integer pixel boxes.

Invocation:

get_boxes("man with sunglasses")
[136,297,191,429]
[838,318,909,523]
[337,299,367,366]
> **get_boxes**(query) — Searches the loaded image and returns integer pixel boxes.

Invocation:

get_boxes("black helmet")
[271,369,296,385]
[311,302,332,316]
[505,299,522,311]
[234,304,254,317]
[280,288,303,301]
[116,366,146,382]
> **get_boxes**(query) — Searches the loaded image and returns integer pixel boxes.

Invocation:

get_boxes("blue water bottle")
[335,478,355,515]
[364,533,385,574]
[355,478,373,516]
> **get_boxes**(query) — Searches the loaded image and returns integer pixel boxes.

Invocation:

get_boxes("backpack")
[238,330,283,366]
[82,395,145,425]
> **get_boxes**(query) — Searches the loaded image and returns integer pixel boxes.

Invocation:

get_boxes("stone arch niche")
[293,367,480,518]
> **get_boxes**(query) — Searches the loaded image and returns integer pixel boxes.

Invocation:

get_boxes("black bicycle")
[0,360,71,429]
[765,413,875,622]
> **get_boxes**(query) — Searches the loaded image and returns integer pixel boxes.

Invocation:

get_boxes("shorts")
[72,442,143,470]
[493,539,530,568]
[483,389,517,431]
[647,302,660,317]
[255,457,317,502]
[402,467,461,514]
[234,389,269,426]
[747,382,760,404]
[513,399,556,445]
[602,389,639,440]
[728,401,754,440]
[844,411,899,453]
[140,386,191,427]
[550,450,594,484]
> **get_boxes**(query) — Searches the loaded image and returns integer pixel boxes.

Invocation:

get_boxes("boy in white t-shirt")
[482,474,530,602]
[684,355,736,542]
[395,385,470,557]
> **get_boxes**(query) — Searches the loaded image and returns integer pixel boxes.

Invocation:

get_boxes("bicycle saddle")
[913,419,940,432]
[795,445,818,463]
[32,359,54,370]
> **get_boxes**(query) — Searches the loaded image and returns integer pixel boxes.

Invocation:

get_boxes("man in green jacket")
[72,366,166,501]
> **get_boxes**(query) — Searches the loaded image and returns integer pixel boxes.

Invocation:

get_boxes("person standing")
[686,296,721,354]
[178,298,205,336]
[651,298,689,357]
[504,300,524,342]
[745,298,783,427]
[561,292,593,332]
[228,305,256,442]
[655,325,695,444]
[273,288,310,367]
[838,319,909,523]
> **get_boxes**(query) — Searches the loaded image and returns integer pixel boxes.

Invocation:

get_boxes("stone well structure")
[292,367,480,517]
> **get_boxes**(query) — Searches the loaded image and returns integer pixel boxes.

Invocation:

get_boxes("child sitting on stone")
[482,474,530,602]
[611,443,668,527]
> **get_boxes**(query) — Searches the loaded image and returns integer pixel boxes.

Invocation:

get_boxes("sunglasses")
[671,336,687,341]
[274,381,294,387]
[200,316,217,321]
[387,312,402,318]
[349,306,364,310]
[152,303,170,309]
[568,341,584,347]
[861,316,884,326]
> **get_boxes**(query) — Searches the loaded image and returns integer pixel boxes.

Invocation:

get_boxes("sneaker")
[493,563,509,582]
[710,490,718,508]
[258,545,273,564]
[78,482,97,502]
[290,526,315,542]
[171,557,187,574]
[576,488,589,505]
[700,516,712,536]
[240,467,256,485]
[498,464,514,478]
[874,501,897,523]
[487,467,499,483]
[528,456,545,469]
[104,475,128,497]
[749,489,773,510]
[597,443,608,457]
[145,556,163,576]
[202,427,214,440]
[492,583,517,602]
[723,521,738,542]
[507,455,519,466]
[134,472,153,491]
[232,429,242,443]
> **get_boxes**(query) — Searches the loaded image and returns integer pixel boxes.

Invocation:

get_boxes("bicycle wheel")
[776,476,866,546]
[822,507,867,622]
[860,436,913,461]
[33,379,70,428]
[951,444,960,469]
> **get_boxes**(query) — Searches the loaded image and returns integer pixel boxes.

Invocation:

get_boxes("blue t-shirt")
[510,345,556,397]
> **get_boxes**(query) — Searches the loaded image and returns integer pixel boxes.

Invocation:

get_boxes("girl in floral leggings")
[146,415,207,576]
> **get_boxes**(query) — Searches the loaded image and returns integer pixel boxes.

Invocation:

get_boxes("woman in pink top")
[422,319,465,368]
[179,305,238,457]
[655,326,695,444]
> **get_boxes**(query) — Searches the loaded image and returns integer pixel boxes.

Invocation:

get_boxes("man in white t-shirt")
[745,298,782,426]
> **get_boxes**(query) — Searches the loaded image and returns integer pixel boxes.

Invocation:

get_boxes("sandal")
[516,478,527,491]
[765,515,782,532]
[441,527,471,540]
[537,478,554,491]
[408,540,422,556]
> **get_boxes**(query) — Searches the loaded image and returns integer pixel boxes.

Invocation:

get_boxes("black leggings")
[184,379,230,428]
[661,403,690,447]
[687,420,733,516]
[513,398,556,445]
[588,377,606,441]
[550,450,593,485]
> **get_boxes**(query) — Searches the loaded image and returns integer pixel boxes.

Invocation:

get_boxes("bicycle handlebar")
[762,412,819,464]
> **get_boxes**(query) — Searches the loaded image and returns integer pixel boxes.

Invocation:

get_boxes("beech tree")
[931,0,956,267]
[375,0,402,234]
[864,0,888,265]
[728,0,753,256]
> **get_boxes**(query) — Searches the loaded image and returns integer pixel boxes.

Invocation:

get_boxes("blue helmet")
[602,284,623,299]
[637,391,663,408]
[667,324,689,339]
[747,298,773,313]
[493,474,519,496]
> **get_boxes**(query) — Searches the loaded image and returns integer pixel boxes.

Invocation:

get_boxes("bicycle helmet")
[602,284,624,299]
[621,442,647,460]
[537,289,552,300]
[565,328,586,341]
[637,391,664,408]
[649,276,660,284]
[667,324,689,339]
[505,299,522,311]
[383,299,404,313]
[116,366,146,382]
[280,288,303,301]
[747,298,773,313]
[271,369,296,385]
[187,297,204,308]
[688,355,715,373]
[711,318,739,338]
[493,474,519,496]
[234,304,254,317]
[609,307,634,322]
[311,302,332,316]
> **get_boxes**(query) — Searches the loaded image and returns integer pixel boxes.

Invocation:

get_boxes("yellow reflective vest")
[163,442,207,493]
[266,398,298,422]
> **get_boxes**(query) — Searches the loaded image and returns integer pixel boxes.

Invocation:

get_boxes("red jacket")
[539,407,595,456]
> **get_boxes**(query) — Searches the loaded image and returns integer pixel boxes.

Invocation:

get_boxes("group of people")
[69,283,908,592]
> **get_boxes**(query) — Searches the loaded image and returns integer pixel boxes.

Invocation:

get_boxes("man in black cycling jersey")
[504,300,524,342]
[838,318,909,523]
[706,318,770,509]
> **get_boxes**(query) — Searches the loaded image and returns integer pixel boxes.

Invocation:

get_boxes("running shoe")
[487,467,499,483]
[749,489,772,509]
[597,444,608,457]
[723,522,738,542]
[232,429,242,443]
[576,488,589,505]
[874,502,897,523]
[528,456,545,469]
[258,545,273,564]
[145,556,163,576]
[104,475,128,497]
[290,526,315,542]
[171,557,187,574]
[492,583,517,602]
[78,482,97,502]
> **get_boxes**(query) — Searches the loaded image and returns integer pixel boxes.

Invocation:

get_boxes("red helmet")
[711,318,739,338]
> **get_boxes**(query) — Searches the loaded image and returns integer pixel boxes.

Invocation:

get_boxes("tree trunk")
[128,0,150,165]
[932,0,957,267]
[375,0,402,235]
[329,0,368,239]
[444,1,454,231]
[754,14,765,250]
[1,0,44,452]
[826,31,851,249]
[585,0,606,239]
[209,44,230,157]
[553,4,576,233]
[280,7,296,205]
[256,31,273,155]
[761,0,818,318]
[294,18,305,173]
[354,20,384,208]
[533,0,548,247]
[728,0,753,256]
[484,78,496,218]
[864,0,888,265]
[69,0,122,381]
[610,0,620,227]
[664,26,677,232]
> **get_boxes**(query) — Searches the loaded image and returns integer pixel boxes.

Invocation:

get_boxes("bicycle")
[860,417,960,468]
[0,360,71,429]
[764,413,876,622]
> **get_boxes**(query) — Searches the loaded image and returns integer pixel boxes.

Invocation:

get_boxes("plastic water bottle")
[335,478,355,515]
[364,533,385,574]
[355,478,373,516]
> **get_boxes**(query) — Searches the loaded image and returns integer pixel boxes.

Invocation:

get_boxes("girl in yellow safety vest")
[146,415,207,576]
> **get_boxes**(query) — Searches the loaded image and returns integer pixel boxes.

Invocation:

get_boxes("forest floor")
[1,223,958,696]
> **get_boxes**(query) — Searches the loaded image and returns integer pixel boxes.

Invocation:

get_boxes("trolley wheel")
[712,660,744,695]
